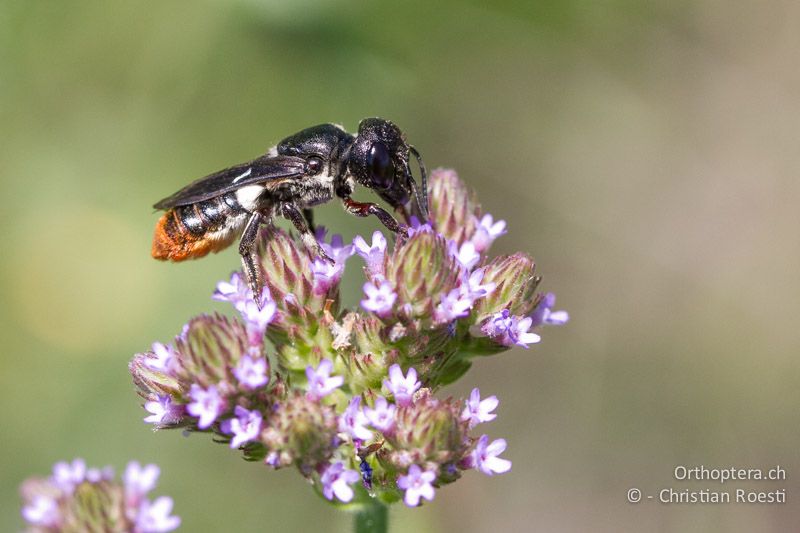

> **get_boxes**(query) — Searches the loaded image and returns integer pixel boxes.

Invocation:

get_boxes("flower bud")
[257,227,331,322]
[129,352,182,401]
[61,482,125,531]
[383,390,470,469]
[387,231,461,320]
[261,392,339,474]
[473,253,540,321]
[174,313,249,391]
[428,169,480,245]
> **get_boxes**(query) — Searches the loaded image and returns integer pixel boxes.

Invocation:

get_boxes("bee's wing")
[153,154,308,209]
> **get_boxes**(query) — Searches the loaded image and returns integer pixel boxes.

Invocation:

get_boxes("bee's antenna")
[410,146,429,221]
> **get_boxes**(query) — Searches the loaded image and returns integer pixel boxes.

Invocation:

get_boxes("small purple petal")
[320,462,360,503]
[227,406,263,448]
[360,278,397,317]
[52,459,86,493]
[529,292,570,327]
[364,396,396,433]
[186,384,224,429]
[407,216,433,237]
[383,364,421,407]
[124,462,160,501]
[463,268,495,299]
[212,272,251,310]
[450,240,480,270]
[233,355,269,389]
[145,343,176,374]
[144,395,184,426]
[135,496,181,532]
[306,359,344,401]
[21,495,60,527]
[339,397,373,441]
[471,213,507,253]
[461,388,499,428]
[434,288,474,324]
[472,434,512,475]
[353,231,388,277]
[481,310,541,348]
[397,464,437,507]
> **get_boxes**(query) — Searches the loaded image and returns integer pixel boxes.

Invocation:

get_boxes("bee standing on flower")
[151,118,428,302]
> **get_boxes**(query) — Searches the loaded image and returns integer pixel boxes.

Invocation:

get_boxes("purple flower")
[320,462,360,503]
[482,310,541,348]
[21,495,59,527]
[434,288,474,324]
[311,228,354,294]
[213,272,276,343]
[360,278,397,317]
[86,466,114,483]
[135,496,181,532]
[212,272,251,310]
[339,396,373,441]
[397,464,436,507]
[316,226,355,264]
[471,434,511,475]
[471,213,506,253]
[233,355,269,389]
[353,230,388,277]
[311,257,344,294]
[144,395,183,426]
[239,297,277,346]
[265,451,280,468]
[305,359,344,401]
[450,240,480,270]
[145,342,176,374]
[186,384,224,429]
[124,462,160,504]
[461,388,499,429]
[407,216,433,237]
[364,396,396,433]
[463,268,495,299]
[224,406,263,448]
[529,292,569,327]
[383,364,421,407]
[52,458,86,493]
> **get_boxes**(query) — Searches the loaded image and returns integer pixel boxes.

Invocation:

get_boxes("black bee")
[151,118,428,303]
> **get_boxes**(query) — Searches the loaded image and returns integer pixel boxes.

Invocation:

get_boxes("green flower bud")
[257,227,329,322]
[129,352,182,401]
[387,231,460,320]
[62,481,126,532]
[174,313,249,393]
[428,168,480,245]
[383,390,470,469]
[261,392,339,475]
[473,253,541,322]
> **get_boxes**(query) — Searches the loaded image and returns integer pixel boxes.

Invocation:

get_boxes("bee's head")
[348,118,428,223]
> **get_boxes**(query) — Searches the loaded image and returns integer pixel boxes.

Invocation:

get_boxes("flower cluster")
[20,459,179,532]
[129,169,567,507]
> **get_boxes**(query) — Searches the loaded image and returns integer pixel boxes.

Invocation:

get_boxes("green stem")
[354,499,388,533]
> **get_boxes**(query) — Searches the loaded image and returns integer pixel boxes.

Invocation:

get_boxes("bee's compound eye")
[307,156,324,175]
[367,142,394,189]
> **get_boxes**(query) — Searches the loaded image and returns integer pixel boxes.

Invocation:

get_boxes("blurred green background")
[2,1,798,531]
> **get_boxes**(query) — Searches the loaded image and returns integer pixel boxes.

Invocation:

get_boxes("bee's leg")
[342,198,408,236]
[282,203,333,263]
[302,208,315,232]
[239,212,265,305]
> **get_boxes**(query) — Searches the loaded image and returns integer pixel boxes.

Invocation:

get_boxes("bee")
[151,118,428,303]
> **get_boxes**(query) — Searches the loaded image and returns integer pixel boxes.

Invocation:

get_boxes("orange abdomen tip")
[151,210,216,262]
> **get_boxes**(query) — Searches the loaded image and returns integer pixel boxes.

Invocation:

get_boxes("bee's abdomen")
[151,195,245,261]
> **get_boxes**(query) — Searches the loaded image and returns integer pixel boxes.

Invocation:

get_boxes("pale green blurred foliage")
[2,1,799,532]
